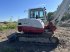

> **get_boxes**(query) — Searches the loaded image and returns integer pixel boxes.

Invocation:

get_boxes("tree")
[47,12,54,21]
[9,16,13,22]
[61,13,70,21]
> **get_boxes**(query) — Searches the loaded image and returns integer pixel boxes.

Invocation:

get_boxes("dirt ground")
[53,27,70,52]
[0,27,70,52]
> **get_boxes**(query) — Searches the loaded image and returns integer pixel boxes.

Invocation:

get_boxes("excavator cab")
[29,7,47,22]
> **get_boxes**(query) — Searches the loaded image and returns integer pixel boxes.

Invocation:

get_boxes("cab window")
[39,11,44,18]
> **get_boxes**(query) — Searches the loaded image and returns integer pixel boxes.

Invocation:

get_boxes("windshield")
[30,10,44,18]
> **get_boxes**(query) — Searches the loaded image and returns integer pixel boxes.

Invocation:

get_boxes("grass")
[0,22,17,31]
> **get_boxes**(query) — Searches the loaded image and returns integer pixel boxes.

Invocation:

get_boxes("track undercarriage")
[8,31,59,45]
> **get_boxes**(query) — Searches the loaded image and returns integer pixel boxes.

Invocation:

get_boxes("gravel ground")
[0,27,70,52]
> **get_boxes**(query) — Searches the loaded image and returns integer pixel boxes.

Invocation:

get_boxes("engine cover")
[18,18,45,33]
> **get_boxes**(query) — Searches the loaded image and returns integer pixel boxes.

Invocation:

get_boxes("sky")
[0,0,63,22]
